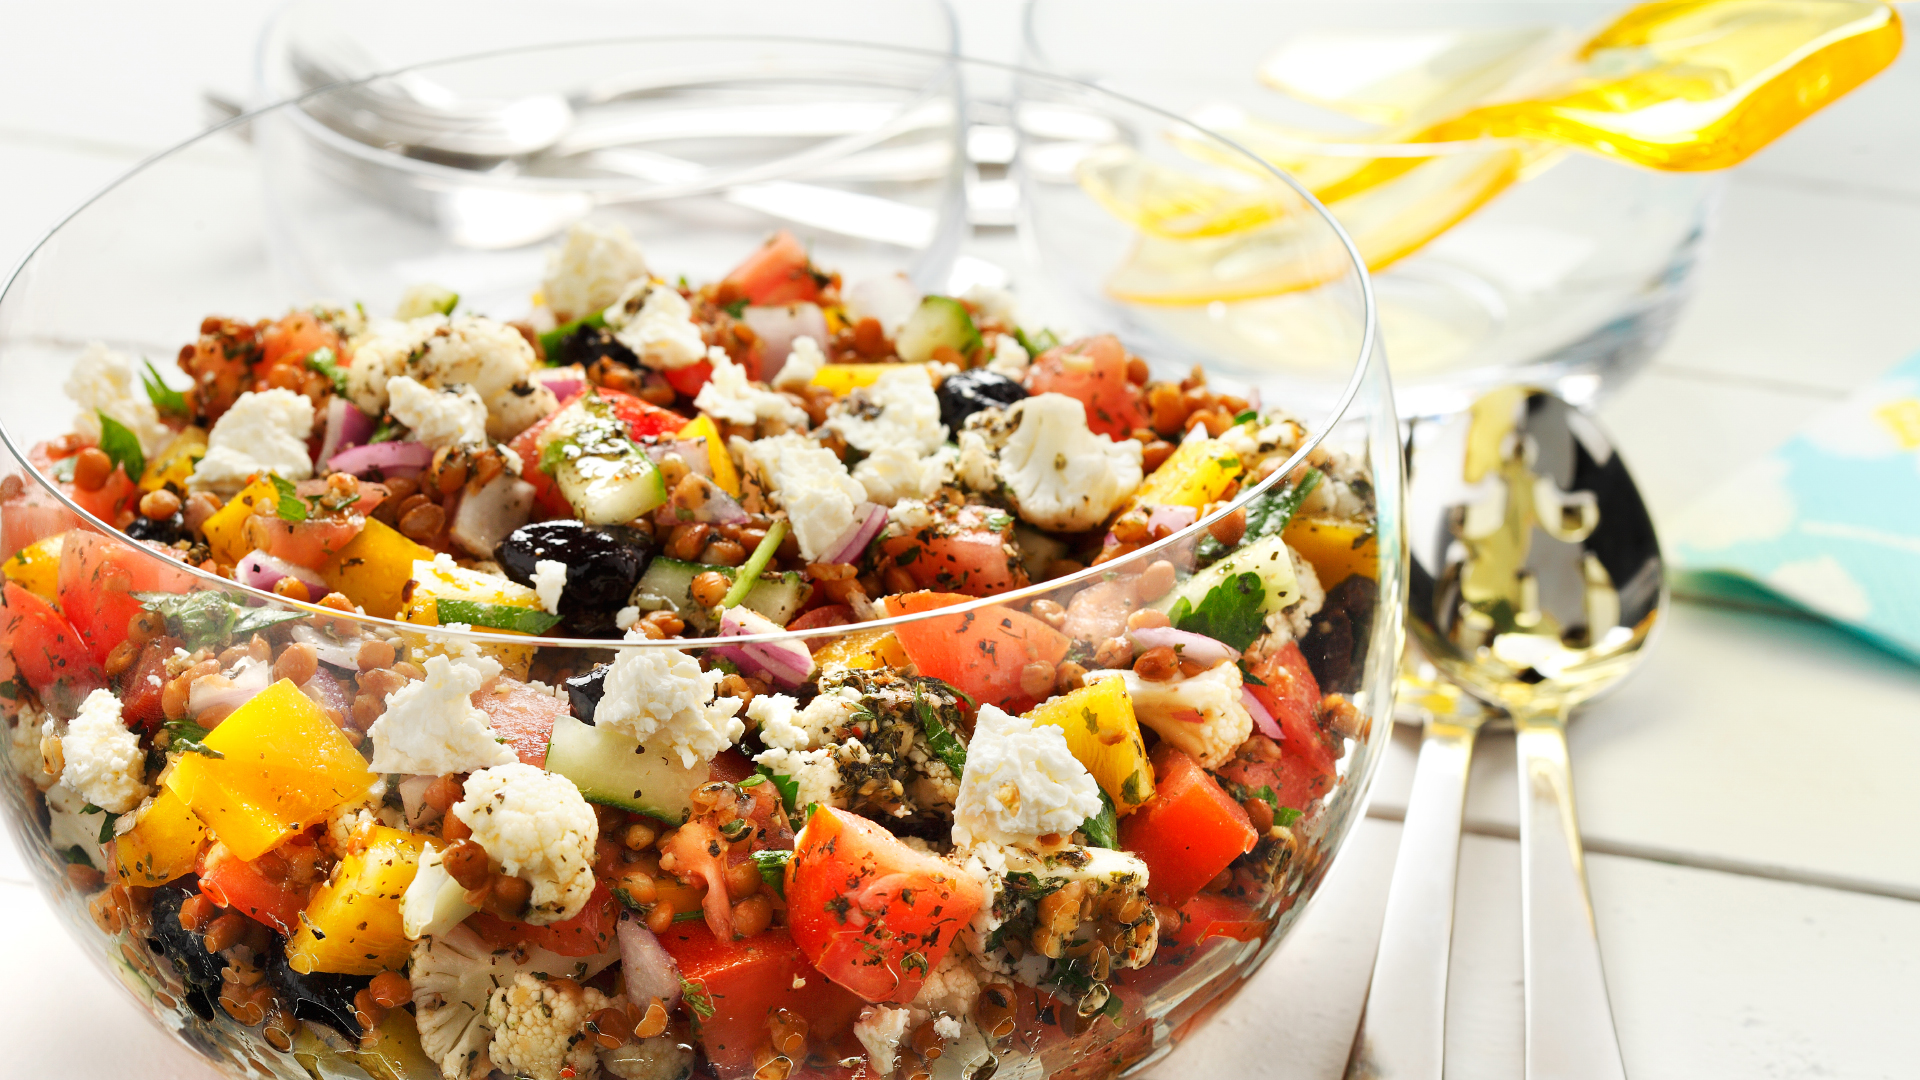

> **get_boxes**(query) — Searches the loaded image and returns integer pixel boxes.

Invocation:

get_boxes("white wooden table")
[2,4,1917,1078]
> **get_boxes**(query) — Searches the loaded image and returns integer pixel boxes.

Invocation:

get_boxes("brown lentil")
[665,522,712,562]
[701,539,747,567]
[725,860,763,900]
[690,571,732,609]
[1029,598,1067,629]
[397,500,446,542]
[622,821,659,850]
[1093,636,1133,670]
[72,447,113,492]
[104,640,137,678]
[644,900,675,934]
[1019,661,1056,699]
[1135,559,1177,602]
[272,642,317,686]
[1133,645,1179,681]
[1126,607,1171,632]
[139,489,182,520]
[641,610,685,638]
[732,894,774,938]
[441,839,491,890]
[271,577,310,603]
[204,912,250,954]
[356,638,396,672]
[634,998,670,1039]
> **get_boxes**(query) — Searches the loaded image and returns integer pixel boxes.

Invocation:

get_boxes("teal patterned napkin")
[1669,351,1920,664]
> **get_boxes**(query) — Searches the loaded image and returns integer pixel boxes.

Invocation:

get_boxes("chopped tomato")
[195,838,322,936]
[119,636,183,732]
[255,310,343,395]
[56,528,194,666]
[656,921,865,1071]
[786,604,855,634]
[786,806,983,1004]
[1224,642,1336,813]
[251,479,385,570]
[723,230,823,306]
[1118,745,1257,908]
[880,591,1070,714]
[1024,335,1146,439]
[178,317,263,425]
[662,819,735,940]
[0,581,104,714]
[1159,892,1267,954]
[471,677,564,768]
[879,505,1027,598]
[709,748,756,785]
[0,484,82,561]
[507,388,688,518]
[662,359,714,399]
[467,881,619,957]
[27,441,139,526]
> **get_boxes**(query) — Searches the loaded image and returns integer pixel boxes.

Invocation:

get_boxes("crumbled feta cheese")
[65,342,172,456]
[951,704,1103,849]
[1087,661,1252,770]
[956,394,1143,532]
[453,762,598,925]
[752,746,841,809]
[188,389,316,493]
[854,443,957,507]
[594,646,745,767]
[366,654,517,775]
[346,314,555,440]
[1267,546,1326,642]
[771,335,827,390]
[734,433,869,561]
[745,694,808,750]
[695,349,809,429]
[826,365,947,456]
[614,605,641,630]
[962,283,1018,326]
[933,1015,963,1040]
[984,333,1030,380]
[59,689,148,814]
[888,499,938,533]
[543,220,650,321]
[606,281,707,370]
[385,375,489,449]
[854,1006,914,1077]
[531,559,568,616]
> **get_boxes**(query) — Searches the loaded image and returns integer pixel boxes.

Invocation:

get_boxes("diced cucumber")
[632,558,812,626]
[544,712,708,823]
[555,455,666,525]
[1154,534,1300,618]
[895,296,981,363]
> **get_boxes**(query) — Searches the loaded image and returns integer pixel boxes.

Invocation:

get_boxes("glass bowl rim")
[0,35,1382,653]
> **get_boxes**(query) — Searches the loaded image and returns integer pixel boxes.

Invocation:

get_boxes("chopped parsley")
[163,717,225,759]
[79,803,121,845]
[133,590,304,651]
[1275,806,1303,827]
[1168,571,1266,652]
[1079,789,1119,849]
[1195,467,1321,565]
[140,358,187,417]
[721,298,748,318]
[432,599,562,635]
[95,411,145,482]
[304,347,350,396]
[912,684,968,777]
[750,849,790,897]
[680,977,716,1022]
[269,474,308,523]
[757,766,801,812]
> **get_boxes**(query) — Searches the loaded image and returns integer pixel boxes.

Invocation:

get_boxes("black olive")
[125,512,188,546]
[145,884,223,1000]
[555,323,640,371]
[495,520,648,636]
[264,950,370,1042]
[566,665,609,724]
[937,368,1028,433]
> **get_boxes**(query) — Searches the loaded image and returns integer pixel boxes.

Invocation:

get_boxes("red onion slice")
[237,549,330,598]
[844,274,919,335]
[328,441,434,478]
[1242,686,1283,741]
[290,624,367,670]
[533,365,586,403]
[1146,504,1198,537]
[741,303,827,382]
[645,440,714,479]
[713,607,813,688]
[1126,626,1241,667]
[188,657,270,718]
[822,502,887,564]
[616,912,683,1011]
[315,396,375,468]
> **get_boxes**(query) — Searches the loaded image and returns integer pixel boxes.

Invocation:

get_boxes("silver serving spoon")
[1347,388,1661,1079]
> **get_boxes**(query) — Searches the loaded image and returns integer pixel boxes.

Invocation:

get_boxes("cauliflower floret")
[695,349,809,429]
[983,333,1029,380]
[410,925,618,1080]
[951,704,1102,849]
[367,654,517,776]
[58,689,148,814]
[853,443,957,507]
[188,388,316,493]
[323,776,397,857]
[347,314,556,441]
[544,221,651,322]
[734,433,869,562]
[854,1005,914,1077]
[910,949,983,1028]
[956,394,1143,532]
[486,972,616,1080]
[825,365,947,456]
[1087,661,1252,769]
[386,375,489,450]
[770,335,827,390]
[1265,546,1325,642]
[751,746,842,809]
[605,281,707,370]
[453,763,598,925]
[65,342,173,456]
[594,646,745,767]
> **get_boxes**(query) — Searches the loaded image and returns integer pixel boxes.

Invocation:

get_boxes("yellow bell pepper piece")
[139,427,207,494]
[1026,678,1155,815]
[320,518,434,620]
[1126,436,1244,512]
[352,1006,443,1080]
[1282,514,1378,587]
[166,679,375,861]
[285,825,429,975]
[202,476,279,566]
[401,556,541,675]
[113,786,209,886]
[809,362,942,396]
[3,533,65,602]
[812,628,910,674]
[678,415,741,497]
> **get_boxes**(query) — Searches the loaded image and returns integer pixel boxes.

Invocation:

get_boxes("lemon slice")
[1075,145,1300,239]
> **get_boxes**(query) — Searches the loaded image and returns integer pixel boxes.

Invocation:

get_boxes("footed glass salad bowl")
[0,36,1401,1080]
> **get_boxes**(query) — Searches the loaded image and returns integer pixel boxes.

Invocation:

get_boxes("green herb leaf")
[269,474,308,523]
[305,347,350,396]
[1013,327,1060,355]
[135,590,300,652]
[369,418,404,444]
[680,977,716,1021]
[95,412,145,482]
[434,599,563,635]
[750,849,791,897]
[912,684,968,777]
[1171,571,1266,652]
[721,299,748,318]
[1195,467,1321,565]
[611,887,647,912]
[49,456,77,482]
[1238,660,1266,687]
[537,311,607,360]
[140,359,187,416]
[1232,409,1259,426]
[1274,806,1303,827]
[672,909,704,923]
[60,845,94,867]
[1253,785,1279,811]
[231,606,305,640]
[1079,789,1119,849]
[757,766,801,811]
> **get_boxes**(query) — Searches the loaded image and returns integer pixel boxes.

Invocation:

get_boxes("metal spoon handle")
[1515,710,1627,1080]
[1344,714,1482,1080]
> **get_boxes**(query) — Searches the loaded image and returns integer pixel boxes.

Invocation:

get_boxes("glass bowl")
[0,36,1401,1080]
[1023,0,1723,415]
